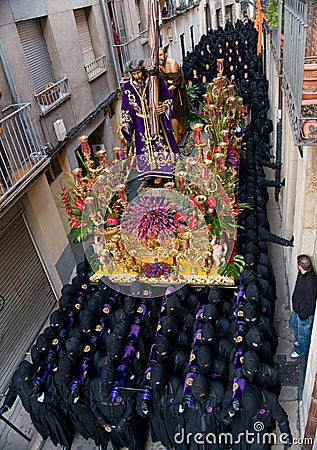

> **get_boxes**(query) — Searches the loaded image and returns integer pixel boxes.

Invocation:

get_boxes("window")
[216,8,221,28]
[180,33,186,60]
[135,0,146,33]
[205,2,212,33]
[190,25,194,51]
[17,19,55,94]
[74,9,95,67]
[225,5,233,23]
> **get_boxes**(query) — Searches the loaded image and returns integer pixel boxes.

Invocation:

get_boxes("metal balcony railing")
[35,77,71,116]
[85,54,108,82]
[162,0,197,20]
[280,0,317,145]
[113,30,148,76]
[0,103,47,202]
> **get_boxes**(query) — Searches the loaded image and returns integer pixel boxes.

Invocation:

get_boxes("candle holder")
[191,123,204,145]
[78,135,91,157]
[217,59,224,75]
[72,168,83,187]
[196,143,206,161]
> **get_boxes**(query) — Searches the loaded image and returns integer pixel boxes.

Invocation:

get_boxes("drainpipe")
[303,373,317,450]
[0,41,20,103]
[100,0,121,90]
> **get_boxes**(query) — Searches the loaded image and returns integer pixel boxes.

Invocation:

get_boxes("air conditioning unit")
[53,119,67,141]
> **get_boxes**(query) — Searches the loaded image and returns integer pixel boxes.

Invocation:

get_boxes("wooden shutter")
[17,19,55,94]
[0,214,56,394]
[74,9,95,66]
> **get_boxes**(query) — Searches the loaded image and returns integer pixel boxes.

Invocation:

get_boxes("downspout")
[100,0,121,90]
[0,41,20,103]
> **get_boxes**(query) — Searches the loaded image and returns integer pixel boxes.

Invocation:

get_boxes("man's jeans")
[289,311,314,356]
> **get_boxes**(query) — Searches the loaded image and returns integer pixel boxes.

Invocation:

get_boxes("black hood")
[191,374,210,402]
[242,351,260,381]
[242,384,262,413]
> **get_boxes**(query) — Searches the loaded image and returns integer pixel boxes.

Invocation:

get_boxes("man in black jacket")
[289,254,317,358]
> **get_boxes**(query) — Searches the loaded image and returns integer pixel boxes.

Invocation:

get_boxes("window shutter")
[17,19,55,94]
[135,0,141,25]
[74,9,95,66]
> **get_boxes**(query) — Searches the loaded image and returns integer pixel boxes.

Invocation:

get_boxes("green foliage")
[266,0,279,29]
[217,254,245,279]
[183,83,206,130]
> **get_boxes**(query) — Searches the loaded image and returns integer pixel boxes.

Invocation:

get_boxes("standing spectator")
[111,19,123,72]
[290,254,317,358]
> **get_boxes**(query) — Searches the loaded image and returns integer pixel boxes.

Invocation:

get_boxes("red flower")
[174,213,187,222]
[208,197,217,209]
[189,196,197,207]
[74,198,85,211]
[107,216,118,226]
[69,219,86,229]
[189,217,198,230]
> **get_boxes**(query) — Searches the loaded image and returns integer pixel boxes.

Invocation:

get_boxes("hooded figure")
[89,363,143,450]
[222,385,292,449]
[31,334,50,369]
[137,363,185,450]
[55,351,103,445]
[245,326,273,364]
[1,360,74,448]
[181,374,225,450]
[197,345,213,376]
[244,302,278,355]
[242,351,281,395]
[166,295,195,332]
[161,316,191,351]
[155,336,187,376]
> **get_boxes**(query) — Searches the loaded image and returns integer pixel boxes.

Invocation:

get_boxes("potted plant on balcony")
[39,82,60,106]
[303,57,317,102]
[301,105,317,140]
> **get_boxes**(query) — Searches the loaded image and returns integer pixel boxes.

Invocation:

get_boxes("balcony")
[35,77,71,116]
[113,30,148,77]
[85,55,108,82]
[277,0,317,145]
[0,103,49,208]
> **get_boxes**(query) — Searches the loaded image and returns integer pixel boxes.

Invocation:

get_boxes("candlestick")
[209,104,215,118]
[117,184,128,205]
[78,135,91,157]
[217,59,224,74]
[85,196,96,216]
[96,175,106,196]
[72,168,83,186]
[191,123,204,145]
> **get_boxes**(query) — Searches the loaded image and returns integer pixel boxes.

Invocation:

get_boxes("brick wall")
[305,0,317,57]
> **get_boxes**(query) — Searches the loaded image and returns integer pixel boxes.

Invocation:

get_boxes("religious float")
[60,58,248,296]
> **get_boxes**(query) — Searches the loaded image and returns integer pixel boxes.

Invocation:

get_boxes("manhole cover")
[275,361,299,385]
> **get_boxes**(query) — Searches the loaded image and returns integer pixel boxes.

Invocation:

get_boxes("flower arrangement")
[59,184,92,242]
[122,194,187,247]
[139,261,174,279]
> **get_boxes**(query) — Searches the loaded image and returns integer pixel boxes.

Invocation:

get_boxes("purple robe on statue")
[121,77,179,179]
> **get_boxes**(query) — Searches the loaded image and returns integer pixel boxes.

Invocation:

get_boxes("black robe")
[89,377,143,450]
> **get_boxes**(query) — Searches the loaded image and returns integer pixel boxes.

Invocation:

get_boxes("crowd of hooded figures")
[0,17,294,450]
